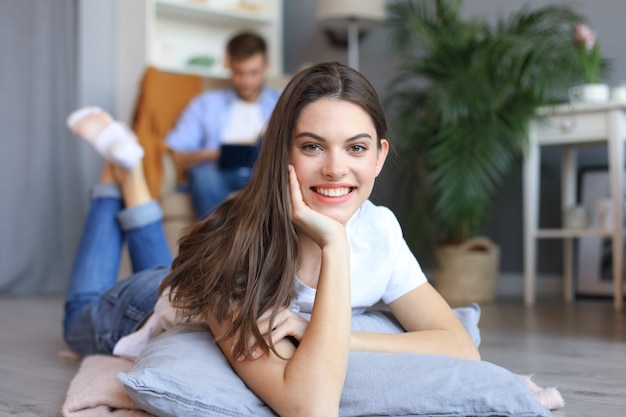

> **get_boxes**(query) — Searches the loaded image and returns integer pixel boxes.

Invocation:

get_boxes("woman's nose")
[321,150,348,179]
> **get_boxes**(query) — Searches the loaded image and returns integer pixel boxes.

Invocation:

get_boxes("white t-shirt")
[114,200,427,358]
[290,200,427,315]
[221,99,265,145]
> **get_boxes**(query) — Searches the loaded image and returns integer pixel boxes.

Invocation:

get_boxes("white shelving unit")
[151,0,283,77]
[523,101,626,311]
[115,0,283,123]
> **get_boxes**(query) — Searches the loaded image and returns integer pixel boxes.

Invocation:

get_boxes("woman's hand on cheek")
[288,165,345,248]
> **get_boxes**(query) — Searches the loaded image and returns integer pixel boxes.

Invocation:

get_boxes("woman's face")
[289,97,389,224]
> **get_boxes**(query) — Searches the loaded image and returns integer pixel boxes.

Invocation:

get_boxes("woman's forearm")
[228,163,354,416]
[348,284,480,361]
[350,329,481,360]
[282,238,352,414]
[220,237,352,417]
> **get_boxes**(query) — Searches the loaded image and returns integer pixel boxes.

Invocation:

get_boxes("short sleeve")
[347,202,428,311]
[379,207,428,304]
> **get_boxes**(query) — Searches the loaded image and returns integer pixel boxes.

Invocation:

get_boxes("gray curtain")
[0,0,83,294]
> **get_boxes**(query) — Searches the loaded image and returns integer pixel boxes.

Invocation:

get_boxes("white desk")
[523,101,626,311]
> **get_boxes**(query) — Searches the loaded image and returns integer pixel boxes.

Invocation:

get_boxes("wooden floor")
[478,300,626,417]
[0,297,79,417]
[0,296,624,417]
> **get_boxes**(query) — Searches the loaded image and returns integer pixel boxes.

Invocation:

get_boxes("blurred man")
[166,32,280,218]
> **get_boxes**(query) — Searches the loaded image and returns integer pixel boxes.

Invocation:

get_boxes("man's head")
[226,32,269,102]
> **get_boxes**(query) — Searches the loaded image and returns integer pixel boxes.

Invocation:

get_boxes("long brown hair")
[160,62,388,359]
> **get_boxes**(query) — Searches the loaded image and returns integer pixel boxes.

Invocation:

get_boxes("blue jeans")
[188,162,252,219]
[63,184,173,356]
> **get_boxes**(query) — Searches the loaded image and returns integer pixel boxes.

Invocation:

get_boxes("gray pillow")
[118,305,550,417]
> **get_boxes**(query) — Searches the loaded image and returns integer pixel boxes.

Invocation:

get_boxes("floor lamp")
[316,0,387,71]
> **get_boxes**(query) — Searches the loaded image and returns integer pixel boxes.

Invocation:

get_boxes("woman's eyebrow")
[347,133,374,142]
[294,132,324,141]
[294,132,374,142]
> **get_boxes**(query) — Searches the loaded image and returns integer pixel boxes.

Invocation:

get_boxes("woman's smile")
[312,184,354,199]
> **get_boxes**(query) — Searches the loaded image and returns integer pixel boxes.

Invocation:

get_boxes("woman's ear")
[375,139,390,177]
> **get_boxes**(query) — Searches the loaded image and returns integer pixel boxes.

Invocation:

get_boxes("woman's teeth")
[315,187,352,197]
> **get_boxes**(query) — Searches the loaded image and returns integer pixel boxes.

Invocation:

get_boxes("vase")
[568,83,610,104]
[433,236,500,306]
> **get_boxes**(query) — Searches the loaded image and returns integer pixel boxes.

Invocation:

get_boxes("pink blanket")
[61,355,154,417]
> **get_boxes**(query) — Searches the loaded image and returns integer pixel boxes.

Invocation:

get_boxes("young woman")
[64,62,479,417]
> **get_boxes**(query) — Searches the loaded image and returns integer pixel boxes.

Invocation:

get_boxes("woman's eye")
[350,144,367,153]
[303,143,322,152]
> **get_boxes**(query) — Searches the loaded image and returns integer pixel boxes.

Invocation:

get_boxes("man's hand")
[170,149,220,171]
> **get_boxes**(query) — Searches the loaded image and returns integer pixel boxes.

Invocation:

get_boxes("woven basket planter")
[434,236,500,305]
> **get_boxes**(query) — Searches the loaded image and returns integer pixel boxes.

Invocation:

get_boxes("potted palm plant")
[385,0,589,304]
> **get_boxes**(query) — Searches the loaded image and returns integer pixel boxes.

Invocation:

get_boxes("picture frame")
[576,167,626,296]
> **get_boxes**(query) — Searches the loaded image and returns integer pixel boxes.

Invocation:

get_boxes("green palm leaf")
[386,0,585,247]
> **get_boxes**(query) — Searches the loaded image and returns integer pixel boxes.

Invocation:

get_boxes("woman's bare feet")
[99,161,152,208]
[114,163,152,208]
[67,107,144,169]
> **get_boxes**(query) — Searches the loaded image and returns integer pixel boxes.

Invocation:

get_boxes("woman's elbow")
[464,345,481,361]
[444,328,481,361]
[457,332,481,361]
[275,391,340,417]
[280,402,339,417]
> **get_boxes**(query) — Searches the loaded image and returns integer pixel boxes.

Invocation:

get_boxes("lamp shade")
[317,0,386,29]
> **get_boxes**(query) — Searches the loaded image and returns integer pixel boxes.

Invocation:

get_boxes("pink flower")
[574,24,596,51]
[572,23,603,83]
